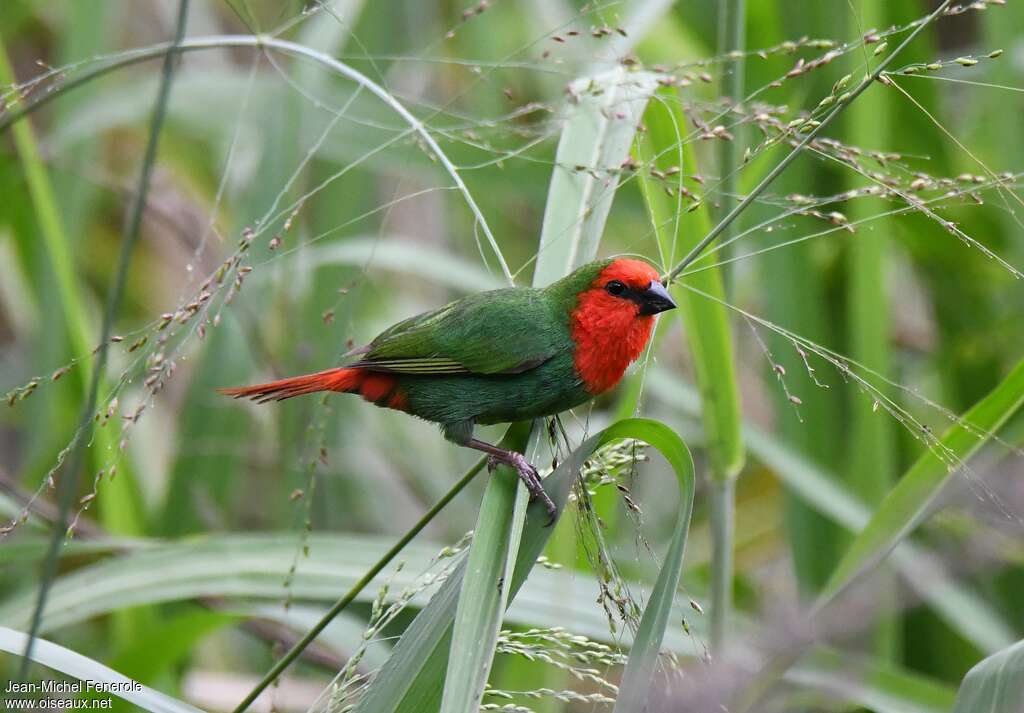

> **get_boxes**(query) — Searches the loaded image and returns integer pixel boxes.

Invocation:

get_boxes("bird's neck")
[569,295,654,395]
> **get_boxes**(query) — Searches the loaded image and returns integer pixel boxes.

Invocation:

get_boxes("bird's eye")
[605,280,626,296]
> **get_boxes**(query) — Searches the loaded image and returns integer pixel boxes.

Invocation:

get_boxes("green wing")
[350,287,566,376]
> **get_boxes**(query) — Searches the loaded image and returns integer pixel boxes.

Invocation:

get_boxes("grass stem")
[709,0,744,658]
[0,34,510,287]
[715,0,745,289]
[709,477,734,654]
[15,0,190,677]
[663,0,955,283]
[232,457,486,713]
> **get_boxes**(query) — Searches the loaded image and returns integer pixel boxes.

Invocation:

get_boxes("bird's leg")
[466,439,557,526]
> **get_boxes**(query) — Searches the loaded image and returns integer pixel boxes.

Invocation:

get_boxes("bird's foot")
[470,439,558,526]
[504,452,557,527]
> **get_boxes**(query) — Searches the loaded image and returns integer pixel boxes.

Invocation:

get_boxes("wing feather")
[351,287,564,376]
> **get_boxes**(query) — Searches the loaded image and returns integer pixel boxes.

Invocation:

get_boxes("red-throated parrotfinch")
[220,257,676,522]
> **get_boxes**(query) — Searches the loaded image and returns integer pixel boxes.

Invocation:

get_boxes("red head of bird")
[569,258,675,394]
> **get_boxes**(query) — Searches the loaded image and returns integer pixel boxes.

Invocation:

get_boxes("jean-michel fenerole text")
[5,679,142,695]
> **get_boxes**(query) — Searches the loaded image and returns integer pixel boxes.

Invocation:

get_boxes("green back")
[352,259,611,375]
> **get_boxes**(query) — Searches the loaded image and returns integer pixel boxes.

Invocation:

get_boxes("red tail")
[218,367,363,403]
[219,367,407,410]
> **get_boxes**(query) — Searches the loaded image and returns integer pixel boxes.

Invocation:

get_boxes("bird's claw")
[506,452,558,527]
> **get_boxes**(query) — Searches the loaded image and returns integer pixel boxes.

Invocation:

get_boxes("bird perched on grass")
[220,257,675,522]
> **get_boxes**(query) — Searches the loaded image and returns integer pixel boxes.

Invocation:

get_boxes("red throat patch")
[570,258,662,394]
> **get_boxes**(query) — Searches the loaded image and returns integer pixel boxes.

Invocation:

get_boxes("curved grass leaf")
[0,626,203,713]
[611,422,695,713]
[952,639,1024,712]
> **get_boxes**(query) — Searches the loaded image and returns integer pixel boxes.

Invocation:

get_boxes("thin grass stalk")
[0,7,955,287]
[845,0,897,661]
[0,35,509,285]
[638,93,744,658]
[231,458,487,713]
[15,0,190,675]
[663,0,955,281]
[710,0,745,656]
[734,357,1024,711]
[714,0,745,287]
[709,478,734,653]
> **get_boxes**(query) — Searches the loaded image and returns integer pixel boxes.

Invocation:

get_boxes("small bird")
[220,257,676,522]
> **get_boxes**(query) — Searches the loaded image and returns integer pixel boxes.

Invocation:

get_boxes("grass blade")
[439,465,526,713]
[822,356,1024,600]
[952,639,1024,712]
[611,422,695,713]
[353,418,691,713]
[0,530,710,653]
[845,0,898,660]
[714,0,745,284]
[534,67,659,281]
[638,90,744,652]
[735,357,1024,710]
[648,369,1017,652]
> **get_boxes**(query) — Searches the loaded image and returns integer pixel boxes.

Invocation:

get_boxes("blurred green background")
[1,0,1022,711]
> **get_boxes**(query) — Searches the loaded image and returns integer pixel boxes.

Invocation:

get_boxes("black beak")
[639,280,677,316]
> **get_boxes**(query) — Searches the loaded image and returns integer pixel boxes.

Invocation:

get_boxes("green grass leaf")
[823,356,1024,600]
[265,238,502,292]
[952,639,1024,712]
[637,88,744,652]
[533,67,659,283]
[0,37,145,535]
[649,368,1017,652]
[439,460,527,713]
[0,531,710,653]
[639,91,745,483]
[353,418,693,713]
[610,421,695,713]
[734,358,1024,710]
